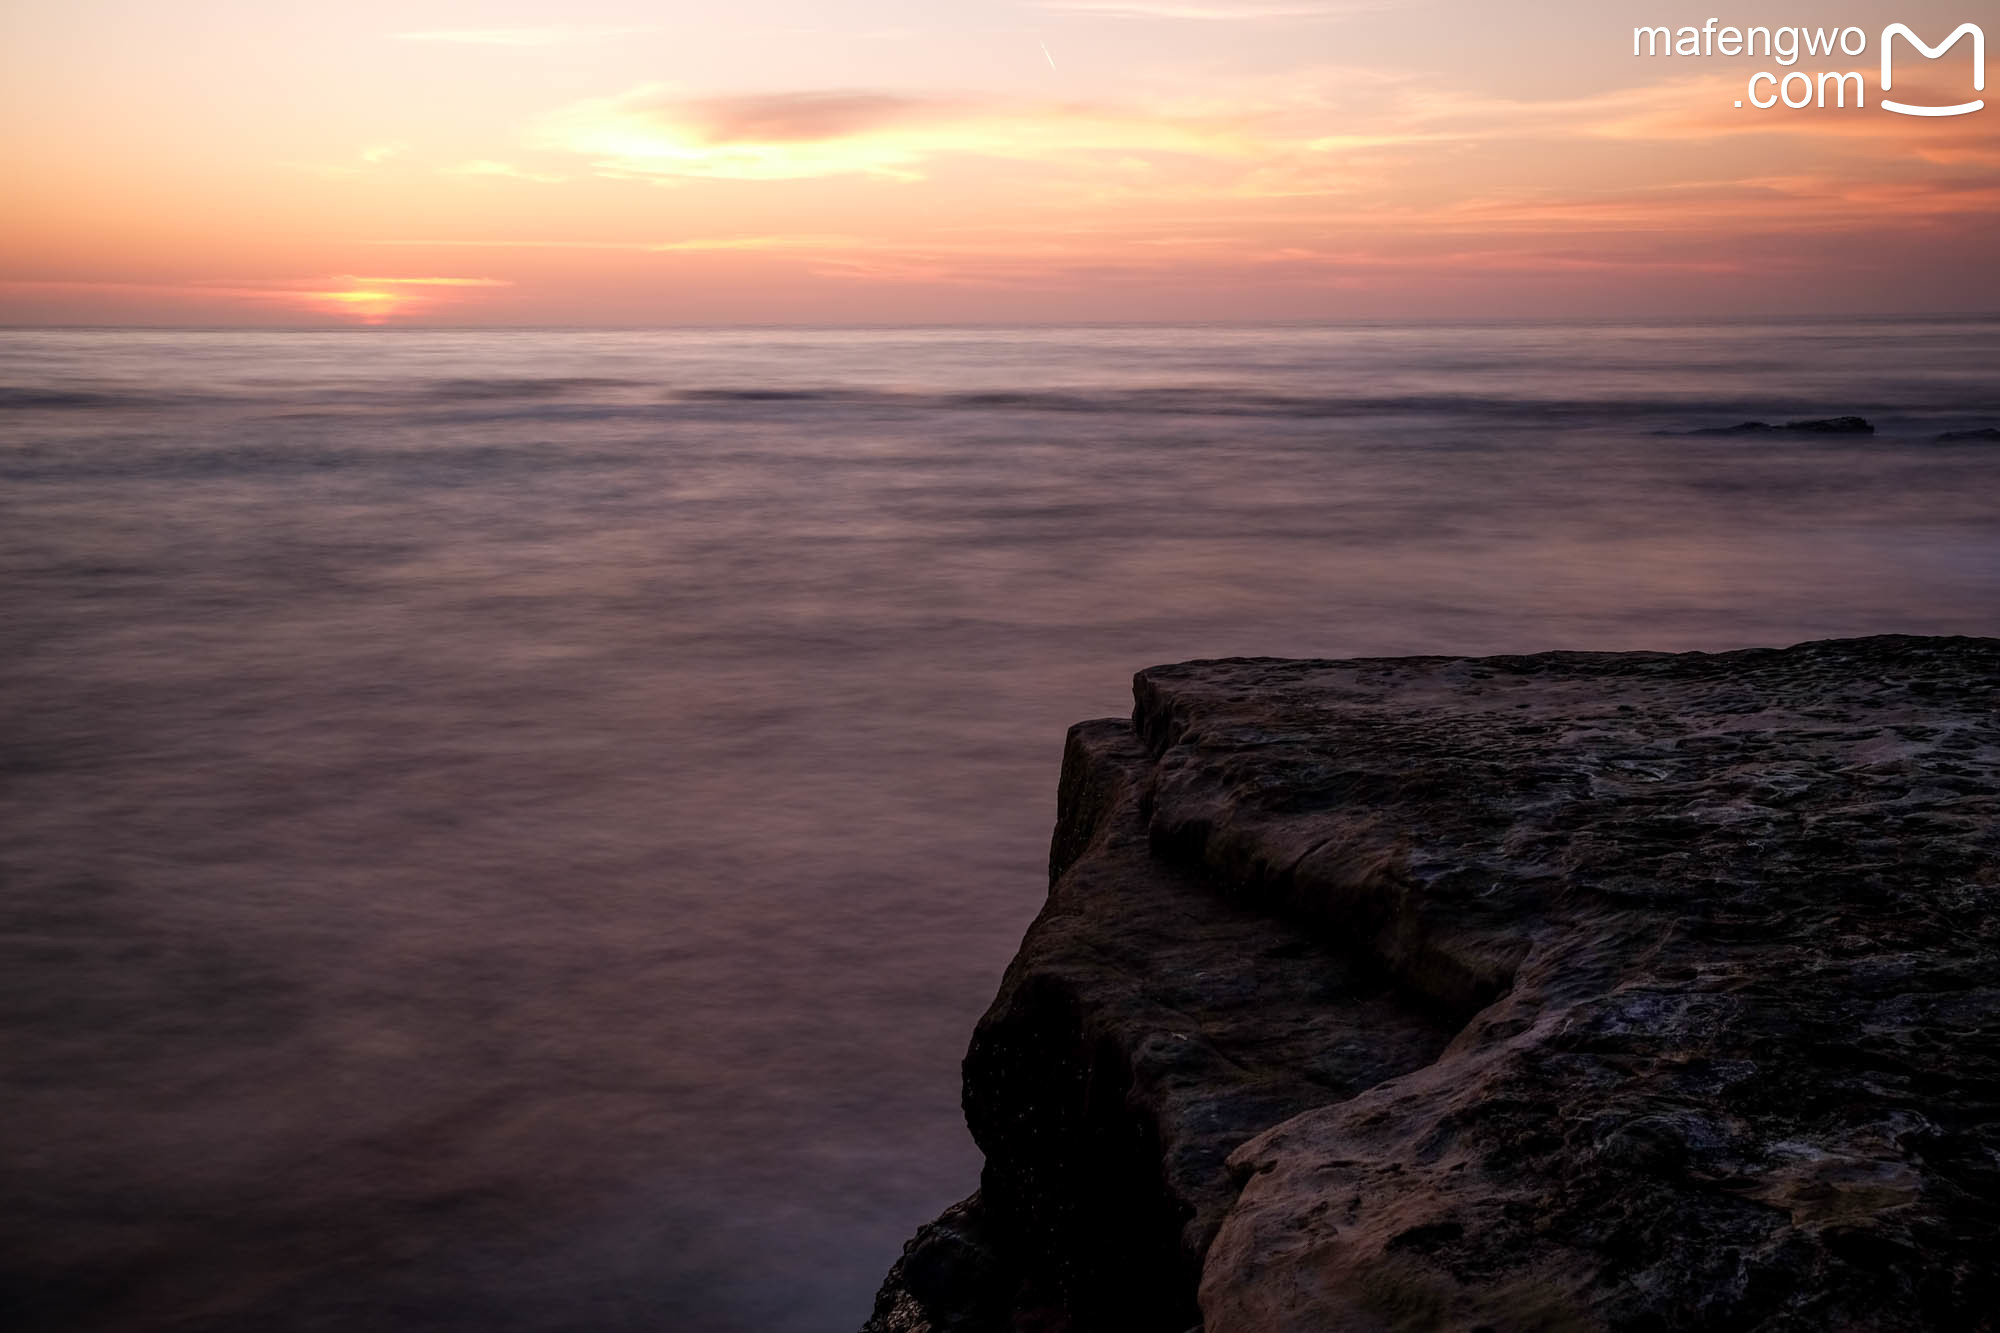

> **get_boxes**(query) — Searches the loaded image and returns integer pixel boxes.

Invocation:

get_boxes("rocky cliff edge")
[865,635,2000,1333]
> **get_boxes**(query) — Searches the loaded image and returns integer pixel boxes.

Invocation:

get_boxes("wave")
[672,385,1920,427]
[7,377,1992,436]
[403,376,638,402]
[0,385,210,410]
[0,439,632,484]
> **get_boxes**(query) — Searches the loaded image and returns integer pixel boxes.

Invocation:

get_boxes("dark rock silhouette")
[1688,416,1874,436]
[866,635,2000,1333]
[1937,427,2000,443]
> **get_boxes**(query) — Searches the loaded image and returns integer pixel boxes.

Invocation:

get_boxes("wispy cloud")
[364,239,657,250]
[446,160,569,183]
[671,92,959,145]
[648,234,861,252]
[333,276,510,287]
[393,27,649,47]
[1030,0,1382,19]
[536,83,1257,182]
[364,235,863,254]
[286,143,415,177]
[537,88,945,181]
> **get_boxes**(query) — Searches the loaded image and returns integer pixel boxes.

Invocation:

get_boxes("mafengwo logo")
[1633,20,1984,114]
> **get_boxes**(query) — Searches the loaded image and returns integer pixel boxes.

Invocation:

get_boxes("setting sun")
[288,276,509,322]
[299,287,404,321]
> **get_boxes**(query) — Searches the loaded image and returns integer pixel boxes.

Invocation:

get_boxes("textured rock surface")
[867,635,2000,1332]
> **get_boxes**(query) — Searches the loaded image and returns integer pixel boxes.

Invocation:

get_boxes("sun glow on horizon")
[300,288,405,322]
[284,277,511,323]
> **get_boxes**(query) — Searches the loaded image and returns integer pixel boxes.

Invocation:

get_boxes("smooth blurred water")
[2,320,1997,1332]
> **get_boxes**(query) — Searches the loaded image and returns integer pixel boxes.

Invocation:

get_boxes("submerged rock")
[865,635,2000,1332]
[1937,427,2000,443]
[1688,416,1875,436]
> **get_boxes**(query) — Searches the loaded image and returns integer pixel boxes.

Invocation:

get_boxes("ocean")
[2,319,1997,1331]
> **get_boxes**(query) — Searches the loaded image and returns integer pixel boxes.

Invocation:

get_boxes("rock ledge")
[866,635,2000,1333]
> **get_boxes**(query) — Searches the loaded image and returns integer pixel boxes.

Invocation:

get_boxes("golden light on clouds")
[532,86,1255,184]
[537,88,951,182]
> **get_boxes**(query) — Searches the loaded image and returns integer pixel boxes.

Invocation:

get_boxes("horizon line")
[4,311,1998,334]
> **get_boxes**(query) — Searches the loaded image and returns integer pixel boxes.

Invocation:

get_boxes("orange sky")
[2,1,1994,324]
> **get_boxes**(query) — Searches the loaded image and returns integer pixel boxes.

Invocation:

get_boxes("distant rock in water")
[1689,415,1875,435]
[865,635,2000,1333]
[1937,427,2000,442]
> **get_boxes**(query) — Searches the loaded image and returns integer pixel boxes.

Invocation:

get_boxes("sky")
[1,0,1994,324]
